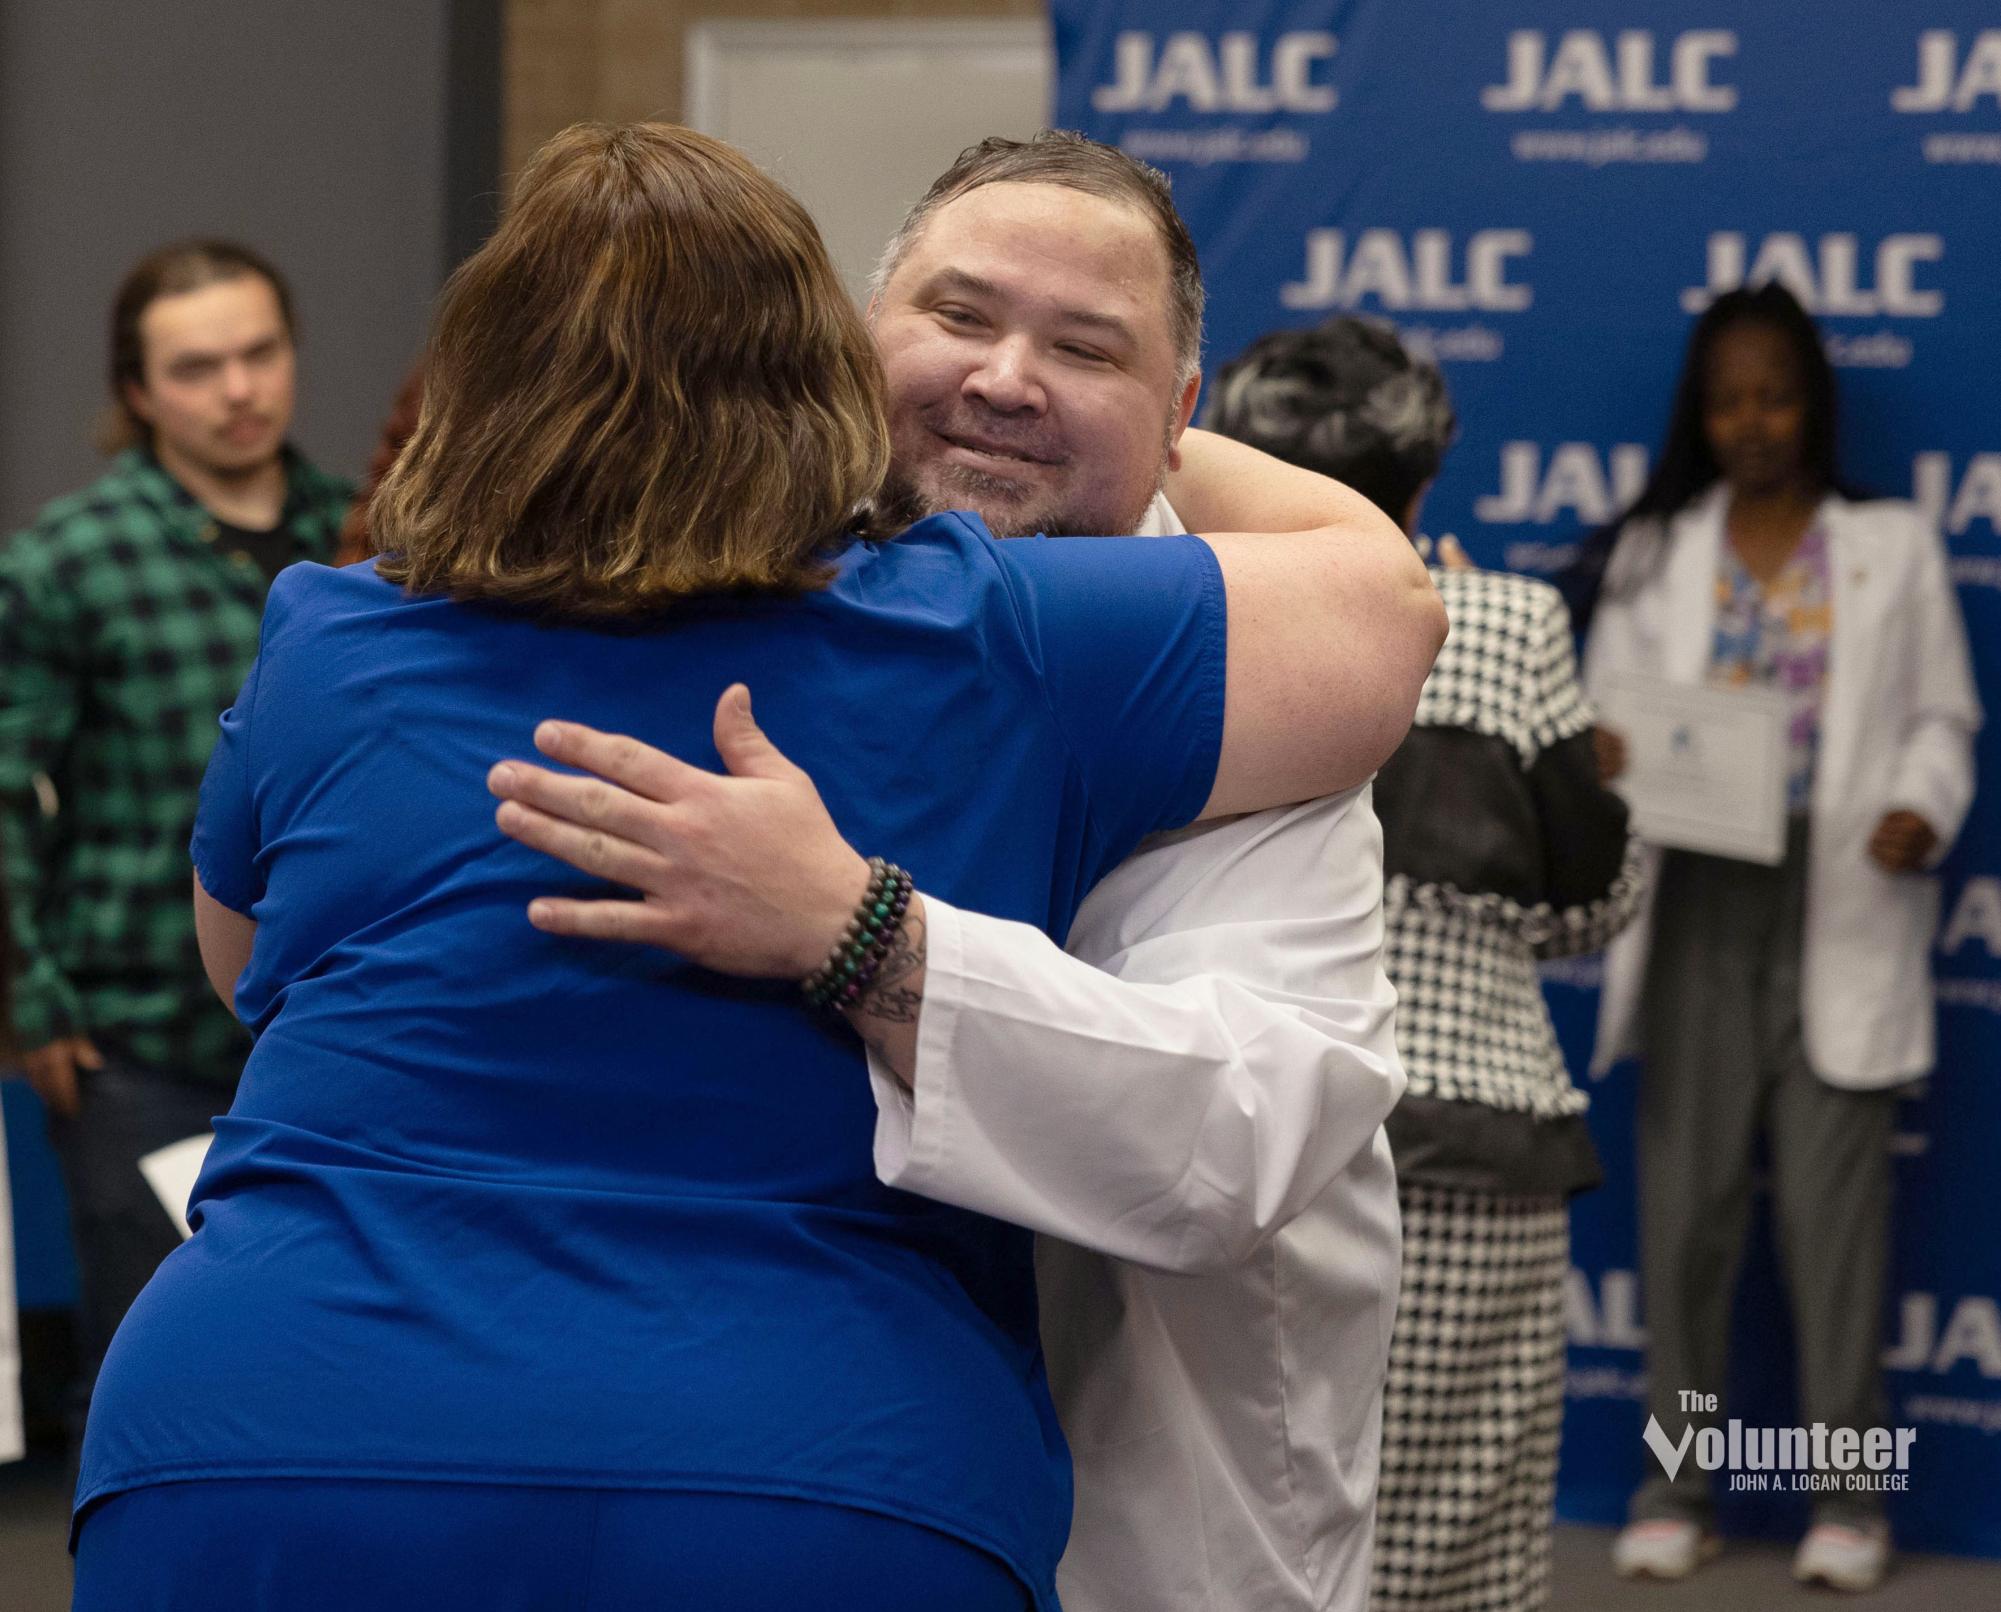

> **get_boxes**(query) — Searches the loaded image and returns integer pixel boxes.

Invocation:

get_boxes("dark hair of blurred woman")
[1564,282,1863,635]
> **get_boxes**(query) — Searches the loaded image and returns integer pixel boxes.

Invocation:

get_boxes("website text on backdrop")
[0,239,350,1485]
[1575,284,1979,1591]
[67,123,1435,1611]
[1206,313,1640,1612]
[491,131,1448,1612]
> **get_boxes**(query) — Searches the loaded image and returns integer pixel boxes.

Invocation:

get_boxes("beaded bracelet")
[802,857,913,1011]
[802,860,911,1011]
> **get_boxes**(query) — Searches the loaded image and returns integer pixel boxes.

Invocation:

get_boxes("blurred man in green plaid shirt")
[0,240,350,1466]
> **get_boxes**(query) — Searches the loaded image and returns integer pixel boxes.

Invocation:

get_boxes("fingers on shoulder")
[535,722,703,802]
[528,896,677,947]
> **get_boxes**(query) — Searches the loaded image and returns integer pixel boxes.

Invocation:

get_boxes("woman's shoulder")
[1822,493,1937,547]
[847,510,1217,631]
[259,556,412,638]
[269,553,401,600]
[830,513,1023,633]
[840,511,1000,584]
[1592,506,1690,611]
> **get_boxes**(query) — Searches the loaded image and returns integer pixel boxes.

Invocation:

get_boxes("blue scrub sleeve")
[985,523,1227,850]
[189,644,267,919]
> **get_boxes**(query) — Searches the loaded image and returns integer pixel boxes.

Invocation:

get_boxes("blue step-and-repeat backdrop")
[1053,0,2001,1558]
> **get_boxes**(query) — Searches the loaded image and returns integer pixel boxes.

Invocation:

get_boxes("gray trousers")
[1632,821,1895,1527]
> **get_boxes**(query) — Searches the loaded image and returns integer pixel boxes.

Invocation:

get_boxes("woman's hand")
[488,686,872,979]
[1867,809,1938,874]
[1592,725,1628,783]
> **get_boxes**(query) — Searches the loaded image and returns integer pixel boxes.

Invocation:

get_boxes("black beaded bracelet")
[802,858,913,1011]
[801,857,891,1001]
[829,884,911,1009]
[804,867,910,1011]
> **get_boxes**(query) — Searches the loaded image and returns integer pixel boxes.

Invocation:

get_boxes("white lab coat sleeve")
[868,793,1405,1274]
[1887,516,1982,861]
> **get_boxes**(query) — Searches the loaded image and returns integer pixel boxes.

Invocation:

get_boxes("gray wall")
[0,2,469,529]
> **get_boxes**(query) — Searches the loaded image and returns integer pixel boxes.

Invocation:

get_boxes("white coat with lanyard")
[1583,486,1980,1089]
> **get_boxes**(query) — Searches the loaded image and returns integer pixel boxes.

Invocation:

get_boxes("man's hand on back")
[488,686,872,979]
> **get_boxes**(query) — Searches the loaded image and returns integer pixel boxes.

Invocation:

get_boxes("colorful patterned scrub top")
[1709,523,1833,812]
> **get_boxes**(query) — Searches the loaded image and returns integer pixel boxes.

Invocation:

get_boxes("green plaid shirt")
[0,448,352,1085]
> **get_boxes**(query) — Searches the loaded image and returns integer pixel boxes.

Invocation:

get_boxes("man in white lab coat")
[490,132,1437,1612]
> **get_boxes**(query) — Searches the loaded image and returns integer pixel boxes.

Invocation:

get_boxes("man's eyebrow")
[1052,305,1137,344]
[924,267,1004,302]
[163,334,282,368]
[922,267,1137,344]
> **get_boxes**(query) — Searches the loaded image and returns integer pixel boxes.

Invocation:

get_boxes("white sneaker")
[1611,1518,1721,1580]
[1793,1521,1891,1592]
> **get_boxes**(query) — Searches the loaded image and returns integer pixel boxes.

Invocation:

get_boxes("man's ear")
[1164,370,1202,472]
[123,378,156,428]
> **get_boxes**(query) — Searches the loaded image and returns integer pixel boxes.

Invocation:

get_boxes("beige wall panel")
[506,0,1043,176]
[504,0,609,179]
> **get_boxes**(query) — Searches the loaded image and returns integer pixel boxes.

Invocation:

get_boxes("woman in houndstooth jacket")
[1207,317,1640,1612]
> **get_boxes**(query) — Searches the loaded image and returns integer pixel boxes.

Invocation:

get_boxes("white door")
[687,19,1053,305]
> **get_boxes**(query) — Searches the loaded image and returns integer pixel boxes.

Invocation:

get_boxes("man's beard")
[873,438,1171,540]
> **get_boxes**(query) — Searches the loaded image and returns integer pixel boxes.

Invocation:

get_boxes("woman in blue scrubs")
[70,122,1426,1610]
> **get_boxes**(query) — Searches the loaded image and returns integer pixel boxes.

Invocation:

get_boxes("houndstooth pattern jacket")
[1375,566,1642,1120]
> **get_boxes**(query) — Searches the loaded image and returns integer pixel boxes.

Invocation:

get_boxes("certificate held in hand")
[1597,674,1790,866]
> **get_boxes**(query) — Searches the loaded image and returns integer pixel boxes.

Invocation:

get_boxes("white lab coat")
[871,788,1404,1612]
[1583,487,1981,1088]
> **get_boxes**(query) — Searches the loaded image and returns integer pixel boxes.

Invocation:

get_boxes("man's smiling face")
[871,181,1198,538]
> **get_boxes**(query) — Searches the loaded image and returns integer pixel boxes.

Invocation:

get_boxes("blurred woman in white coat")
[1571,284,1980,1592]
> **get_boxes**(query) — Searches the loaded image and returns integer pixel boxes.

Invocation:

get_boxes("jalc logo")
[1567,1267,1646,1350]
[1474,442,1648,527]
[1091,31,1339,115]
[1280,229,1531,313]
[1679,233,1945,317]
[1942,877,2001,957]
[1482,30,1737,113]
[1914,453,2001,539]
[1893,31,2001,112]
[1884,1292,2001,1378]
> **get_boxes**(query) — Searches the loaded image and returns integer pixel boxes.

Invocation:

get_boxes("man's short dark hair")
[99,238,296,454]
[1203,317,1458,525]
[870,130,1204,387]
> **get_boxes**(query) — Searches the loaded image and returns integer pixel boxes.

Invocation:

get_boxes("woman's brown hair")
[373,122,888,616]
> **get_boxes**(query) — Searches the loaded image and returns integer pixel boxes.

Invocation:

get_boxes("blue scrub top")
[80,513,1225,1608]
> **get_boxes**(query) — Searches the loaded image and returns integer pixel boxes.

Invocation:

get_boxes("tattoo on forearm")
[865,983,922,1025]
[849,906,926,1087]
[859,913,923,1014]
